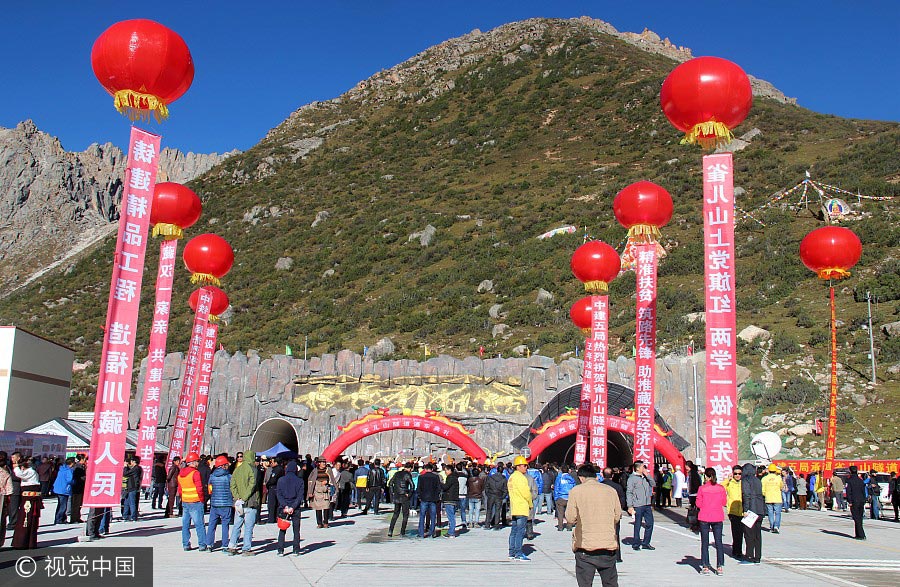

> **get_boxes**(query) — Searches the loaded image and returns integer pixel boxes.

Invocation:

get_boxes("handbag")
[686,506,699,526]
[277,515,291,531]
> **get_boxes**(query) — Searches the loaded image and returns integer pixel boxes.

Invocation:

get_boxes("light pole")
[867,290,877,385]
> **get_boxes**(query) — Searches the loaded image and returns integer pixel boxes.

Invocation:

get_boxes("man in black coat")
[363,459,386,515]
[484,464,509,529]
[845,466,867,540]
[741,463,766,564]
[416,463,442,538]
[265,458,284,524]
[602,467,628,562]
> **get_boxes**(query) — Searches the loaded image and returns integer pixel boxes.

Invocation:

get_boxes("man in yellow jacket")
[723,465,744,560]
[761,464,783,533]
[507,456,533,561]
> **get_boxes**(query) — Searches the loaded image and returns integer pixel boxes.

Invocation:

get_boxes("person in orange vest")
[178,453,208,551]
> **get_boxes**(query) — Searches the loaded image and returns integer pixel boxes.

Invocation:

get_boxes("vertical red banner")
[187,322,219,455]
[634,244,658,464]
[165,288,213,469]
[136,238,178,487]
[575,338,594,466]
[823,286,838,480]
[703,153,738,480]
[84,128,161,508]
[589,295,609,468]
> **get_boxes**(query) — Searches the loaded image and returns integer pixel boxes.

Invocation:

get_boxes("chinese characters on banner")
[589,295,609,469]
[165,288,213,469]
[823,286,838,480]
[136,238,179,487]
[633,244,658,463]
[186,322,219,455]
[574,337,593,466]
[84,128,161,508]
[703,154,738,480]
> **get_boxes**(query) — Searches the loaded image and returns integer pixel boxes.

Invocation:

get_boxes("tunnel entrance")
[250,417,301,454]
[534,430,634,468]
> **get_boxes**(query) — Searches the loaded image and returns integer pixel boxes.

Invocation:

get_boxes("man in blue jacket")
[52,457,74,524]
[206,456,233,552]
[276,461,305,556]
[554,466,576,531]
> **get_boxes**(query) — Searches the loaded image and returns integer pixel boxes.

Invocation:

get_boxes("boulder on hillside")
[738,325,771,343]
[275,257,294,271]
[311,210,330,228]
[788,424,814,436]
[489,304,505,319]
[492,324,509,339]
[882,321,900,338]
[408,224,436,246]
[369,338,395,360]
[535,288,554,304]
[478,280,494,293]
[684,312,705,324]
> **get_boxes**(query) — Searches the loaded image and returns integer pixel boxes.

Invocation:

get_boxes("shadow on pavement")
[676,555,705,573]
[820,529,856,539]
[299,540,335,554]
[326,520,355,527]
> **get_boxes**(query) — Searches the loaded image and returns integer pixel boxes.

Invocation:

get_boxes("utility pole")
[867,291,877,384]
[304,335,308,363]
[692,361,701,463]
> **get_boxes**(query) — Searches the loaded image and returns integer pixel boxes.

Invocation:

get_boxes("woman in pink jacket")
[696,467,728,576]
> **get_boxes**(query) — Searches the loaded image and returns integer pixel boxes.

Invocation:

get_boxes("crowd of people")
[1,447,898,586]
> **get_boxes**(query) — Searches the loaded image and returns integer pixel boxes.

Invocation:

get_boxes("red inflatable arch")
[322,411,488,463]
[528,414,685,468]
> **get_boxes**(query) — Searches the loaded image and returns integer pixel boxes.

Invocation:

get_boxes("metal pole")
[867,291,877,385]
[304,335,308,362]
[692,362,701,463]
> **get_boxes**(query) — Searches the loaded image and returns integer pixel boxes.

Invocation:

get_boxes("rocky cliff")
[0,120,237,296]
[130,348,746,461]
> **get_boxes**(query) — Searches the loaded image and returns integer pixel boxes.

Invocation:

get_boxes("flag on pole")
[286,345,292,356]
[424,344,430,358]
[478,345,485,357]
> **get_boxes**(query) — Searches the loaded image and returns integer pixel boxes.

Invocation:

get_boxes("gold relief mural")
[292,375,527,414]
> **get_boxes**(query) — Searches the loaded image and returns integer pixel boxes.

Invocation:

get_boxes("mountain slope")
[0,17,897,454]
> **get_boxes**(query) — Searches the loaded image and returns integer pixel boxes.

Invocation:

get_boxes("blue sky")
[2,2,897,154]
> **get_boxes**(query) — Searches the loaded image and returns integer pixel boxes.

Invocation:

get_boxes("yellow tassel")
[680,120,734,150]
[627,225,661,240]
[583,280,609,293]
[817,268,851,280]
[113,89,170,122]
[152,223,183,240]
[190,273,221,286]
[580,327,591,336]
[208,315,219,323]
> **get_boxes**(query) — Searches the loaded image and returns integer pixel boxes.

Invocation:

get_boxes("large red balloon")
[799,226,862,280]
[571,241,620,293]
[613,181,673,236]
[183,234,234,286]
[569,297,593,334]
[189,286,230,317]
[91,19,194,120]
[660,57,752,149]
[150,182,202,239]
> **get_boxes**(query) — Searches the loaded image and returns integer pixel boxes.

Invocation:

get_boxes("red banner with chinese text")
[165,288,213,469]
[136,238,178,487]
[574,338,593,465]
[589,295,609,468]
[187,322,218,455]
[703,153,738,480]
[634,244,658,464]
[84,128,160,508]
[823,286,838,481]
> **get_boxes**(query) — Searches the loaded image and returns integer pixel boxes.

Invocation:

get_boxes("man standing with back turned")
[845,466,866,540]
[567,463,622,587]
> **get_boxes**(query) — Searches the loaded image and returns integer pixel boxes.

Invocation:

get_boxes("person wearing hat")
[206,455,233,552]
[761,464,783,533]
[507,455,532,561]
[177,453,209,551]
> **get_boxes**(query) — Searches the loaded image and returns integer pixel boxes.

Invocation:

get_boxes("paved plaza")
[1,499,898,586]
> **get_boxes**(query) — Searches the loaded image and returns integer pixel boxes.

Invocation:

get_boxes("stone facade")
[131,348,748,461]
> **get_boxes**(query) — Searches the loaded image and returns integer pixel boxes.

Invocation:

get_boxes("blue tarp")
[257,442,291,458]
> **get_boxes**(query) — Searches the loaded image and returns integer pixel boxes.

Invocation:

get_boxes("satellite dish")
[750,431,782,461]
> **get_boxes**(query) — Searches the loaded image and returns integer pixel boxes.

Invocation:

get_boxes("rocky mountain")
[0,17,898,456]
[0,120,237,295]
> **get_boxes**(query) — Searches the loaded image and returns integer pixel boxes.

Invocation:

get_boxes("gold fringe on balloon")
[583,280,609,293]
[816,267,851,280]
[208,315,219,323]
[113,89,170,122]
[681,120,734,150]
[627,224,662,241]
[152,223,183,240]
[190,273,221,286]
[580,327,591,336]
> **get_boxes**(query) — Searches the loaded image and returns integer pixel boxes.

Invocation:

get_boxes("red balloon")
[150,182,202,239]
[91,19,194,120]
[660,57,752,149]
[569,297,593,334]
[183,234,234,286]
[799,226,862,280]
[613,181,673,236]
[571,241,620,293]
[189,286,230,317]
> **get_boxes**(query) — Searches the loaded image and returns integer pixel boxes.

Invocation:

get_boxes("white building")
[0,326,74,431]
